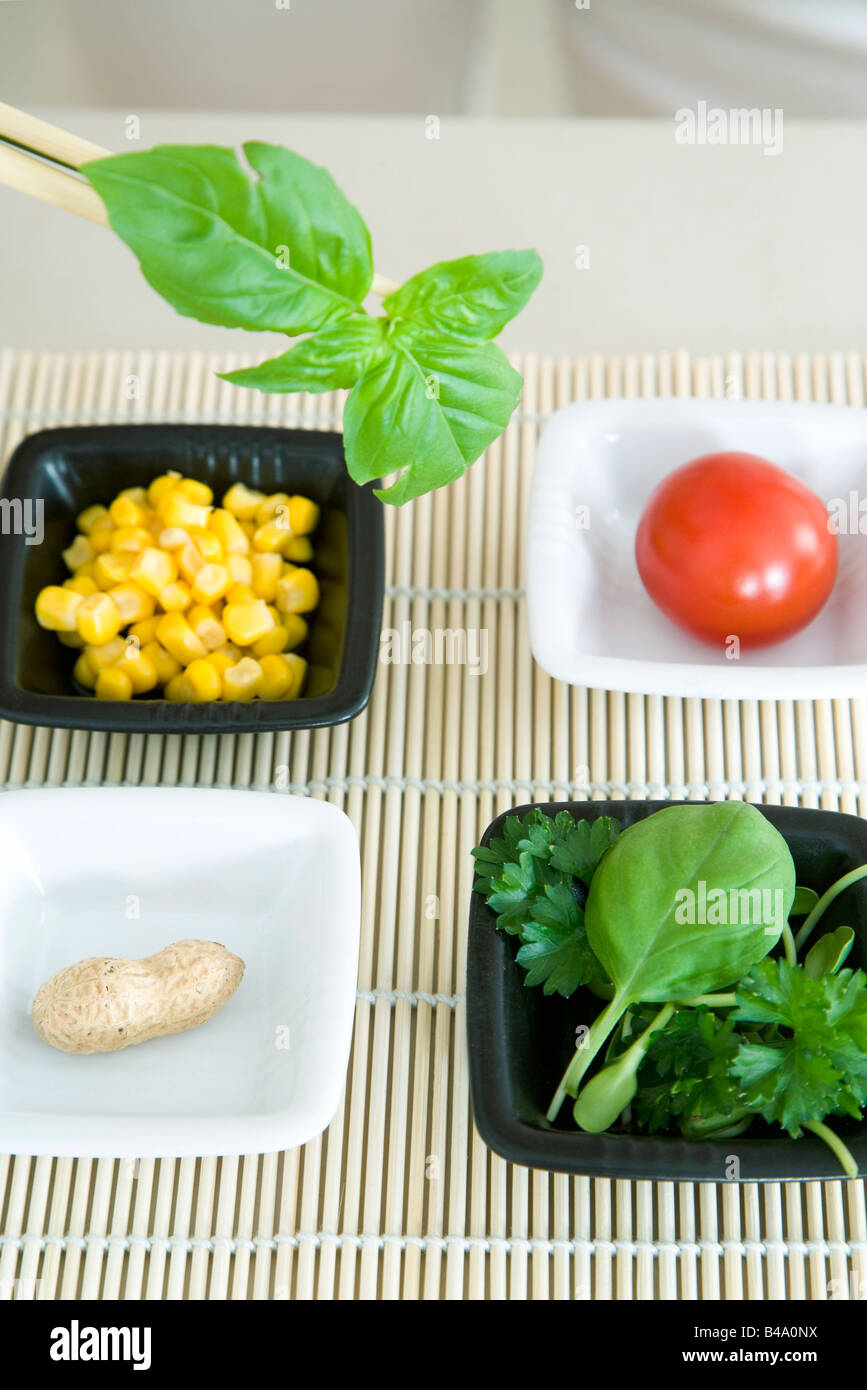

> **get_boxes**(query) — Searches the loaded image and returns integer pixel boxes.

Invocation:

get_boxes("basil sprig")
[83,143,543,505]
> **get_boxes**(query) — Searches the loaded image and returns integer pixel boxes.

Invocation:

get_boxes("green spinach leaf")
[548,801,795,1118]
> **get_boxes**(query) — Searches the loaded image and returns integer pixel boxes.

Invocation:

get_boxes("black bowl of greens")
[467,799,867,1181]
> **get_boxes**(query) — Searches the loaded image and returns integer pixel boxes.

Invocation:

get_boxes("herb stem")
[794,865,867,952]
[805,1119,858,1179]
[781,921,798,967]
[678,992,737,1008]
[546,991,629,1123]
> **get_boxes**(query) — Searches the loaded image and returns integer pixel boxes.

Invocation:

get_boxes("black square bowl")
[0,425,384,732]
[467,800,867,1181]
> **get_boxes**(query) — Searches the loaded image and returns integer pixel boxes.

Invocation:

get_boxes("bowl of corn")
[0,424,384,731]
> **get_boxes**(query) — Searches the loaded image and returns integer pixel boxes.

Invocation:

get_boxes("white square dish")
[0,786,360,1157]
[526,398,867,698]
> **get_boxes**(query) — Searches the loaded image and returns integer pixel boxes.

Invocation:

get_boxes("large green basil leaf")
[382,250,543,342]
[243,142,373,302]
[83,143,370,334]
[586,801,795,1002]
[219,314,386,393]
[343,329,521,504]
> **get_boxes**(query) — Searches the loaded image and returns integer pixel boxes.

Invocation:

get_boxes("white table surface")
[2,110,866,360]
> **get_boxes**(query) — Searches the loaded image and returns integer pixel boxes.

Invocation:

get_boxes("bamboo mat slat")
[1,347,867,1300]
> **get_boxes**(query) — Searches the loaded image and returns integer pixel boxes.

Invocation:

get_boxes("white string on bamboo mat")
[12,773,859,802]
[1,1232,863,1257]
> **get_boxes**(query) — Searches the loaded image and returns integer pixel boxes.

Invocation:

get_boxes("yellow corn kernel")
[190,562,231,605]
[226,554,253,586]
[118,486,149,507]
[110,525,152,554]
[129,546,177,597]
[158,493,211,530]
[62,535,94,571]
[215,642,242,662]
[107,583,156,625]
[209,508,249,556]
[76,504,109,535]
[64,575,99,597]
[252,518,292,554]
[222,657,264,702]
[155,612,207,665]
[72,652,96,689]
[205,650,235,676]
[284,536,314,563]
[84,636,127,671]
[147,471,182,507]
[88,515,115,554]
[93,551,134,587]
[252,624,291,657]
[239,519,256,542]
[176,658,222,702]
[282,614,308,651]
[95,666,133,701]
[223,482,265,520]
[177,542,205,586]
[141,640,182,686]
[275,567,319,615]
[109,494,148,528]
[259,652,307,700]
[57,630,85,649]
[113,647,158,694]
[74,560,99,583]
[36,586,83,632]
[255,492,291,527]
[164,674,188,701]
[250,551,282,602]
[75,592,122,645]
[158,580,192,613]
[129,615,161,646]
[175,477,213,506]
[158,526,191,551]
[188,604,226,651]
[225,583,256,606]
[288,496,319,536]
[187,525,223,561]
[222,600,275,646]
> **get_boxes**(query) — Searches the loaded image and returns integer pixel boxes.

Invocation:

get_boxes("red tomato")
[635,452,838,649]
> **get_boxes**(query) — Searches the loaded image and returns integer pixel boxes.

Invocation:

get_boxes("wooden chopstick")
[0,102,109,225]
[0,102,109,169]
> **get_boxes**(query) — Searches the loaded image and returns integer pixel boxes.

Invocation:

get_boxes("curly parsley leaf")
[731,959,867,1137]
[549,816,621,883]
[486,853,540,935]
[634,1008,745,1135]
[471,810,543,896]
[472,809,621,998]
[515,884,599,997]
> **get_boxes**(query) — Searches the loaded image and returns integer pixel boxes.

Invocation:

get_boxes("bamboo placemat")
[1,346,867,1301]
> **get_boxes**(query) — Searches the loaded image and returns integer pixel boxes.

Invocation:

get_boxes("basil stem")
[794,864,867,952]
